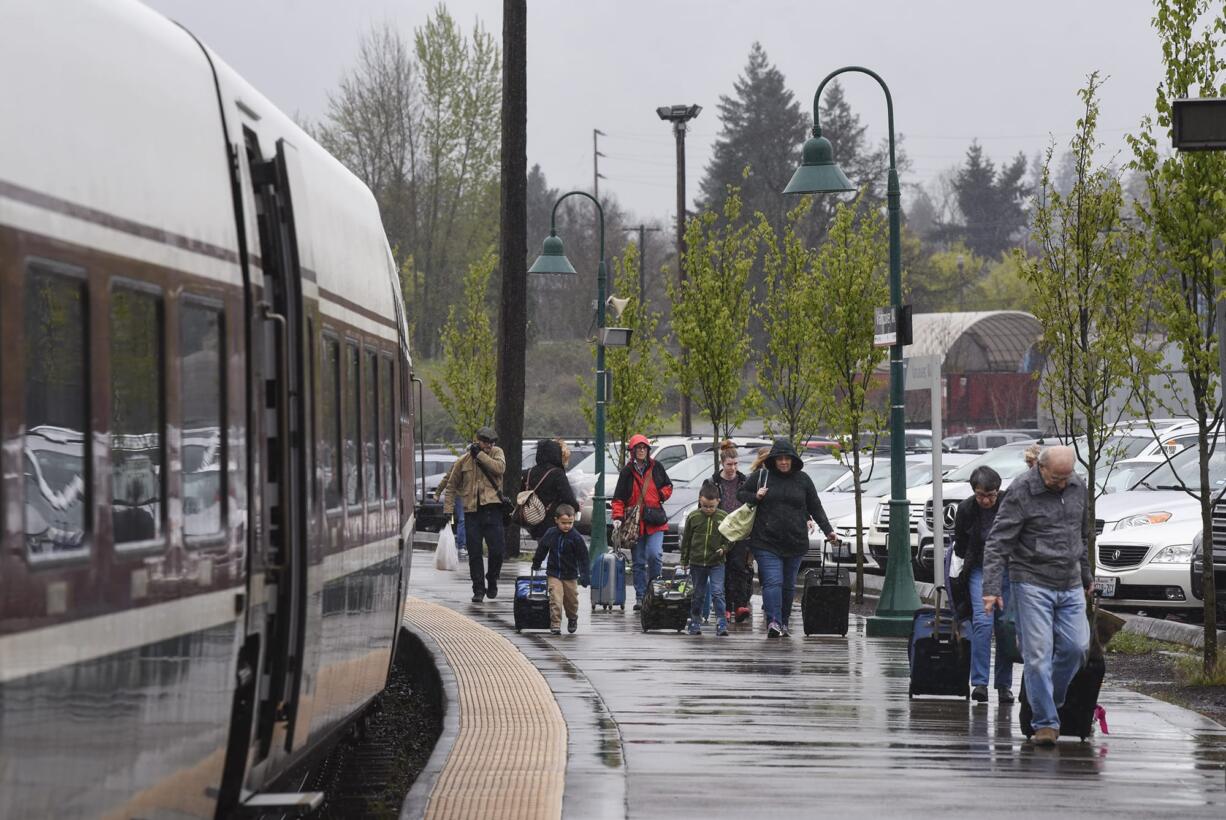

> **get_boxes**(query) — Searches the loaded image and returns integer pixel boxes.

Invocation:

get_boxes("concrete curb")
[1117,612,1226,650]
[398,624,459,820]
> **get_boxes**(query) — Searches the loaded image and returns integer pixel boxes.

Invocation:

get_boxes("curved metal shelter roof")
[903,311,1042,372]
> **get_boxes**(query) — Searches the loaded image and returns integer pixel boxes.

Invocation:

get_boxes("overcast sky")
[145,0,1164,225]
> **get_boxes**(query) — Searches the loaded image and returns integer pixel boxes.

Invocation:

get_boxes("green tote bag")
[718,471,767,542]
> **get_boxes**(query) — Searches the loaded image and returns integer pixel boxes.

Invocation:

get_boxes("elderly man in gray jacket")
[982,445,1092,746]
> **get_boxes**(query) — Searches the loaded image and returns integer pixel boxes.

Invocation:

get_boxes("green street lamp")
[529,191,611,555]
[784,66,921,637]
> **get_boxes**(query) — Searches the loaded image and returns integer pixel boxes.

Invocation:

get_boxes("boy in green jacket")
[680,483,732,636]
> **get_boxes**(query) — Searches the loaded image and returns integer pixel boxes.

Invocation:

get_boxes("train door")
[246,135,310,764]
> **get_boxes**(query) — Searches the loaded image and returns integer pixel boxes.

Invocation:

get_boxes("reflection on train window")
[110,286,163,545]
[322,335,342,511]
[23,267,89,561]
[345,341,360,509]
[181,302,224,540]
[364,349,379,503]
[380,355,394,500]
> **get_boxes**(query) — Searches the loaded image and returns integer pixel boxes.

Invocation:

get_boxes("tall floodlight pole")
[657,103,701,435]
[529,192,611,553]
[783,66,920,637]
[622,224,662,306]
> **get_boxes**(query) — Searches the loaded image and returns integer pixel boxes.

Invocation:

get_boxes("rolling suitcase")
[908,586,971,699]
[640,572,692,632]
[590,548,627,611]
[1019,595,1107,741]
[800,553,851,636]
[513,570,551,632]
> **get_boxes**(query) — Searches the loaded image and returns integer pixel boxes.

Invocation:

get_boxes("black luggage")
[1019,594,1107,740]
[908,586,971,699]
[800,553,851,636]
[640,573,692,632]
[513,571,551,632]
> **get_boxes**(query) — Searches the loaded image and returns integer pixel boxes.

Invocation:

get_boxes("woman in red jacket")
[611,434,674,610]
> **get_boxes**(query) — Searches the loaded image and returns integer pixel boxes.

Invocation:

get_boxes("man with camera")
[441,426,507,602]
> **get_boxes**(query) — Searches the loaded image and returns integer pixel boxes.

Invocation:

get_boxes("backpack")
[514,467,556,527]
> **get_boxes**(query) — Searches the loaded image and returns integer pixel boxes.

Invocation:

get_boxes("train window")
[364,348,379,503]
[345,341,360,509]
[23,265,90,562]
[321,335,342,512]
[181,301,225,541]
[110,285,164,546]
[381,354,394,500]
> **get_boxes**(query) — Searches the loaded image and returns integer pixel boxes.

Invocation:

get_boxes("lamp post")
[529,191,611,555]
[783,66,920,637]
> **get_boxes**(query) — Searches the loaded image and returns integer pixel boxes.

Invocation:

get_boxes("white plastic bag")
[434,524,458,571]
[949,552,965,579]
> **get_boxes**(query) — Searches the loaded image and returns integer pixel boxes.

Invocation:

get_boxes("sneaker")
[1033,727,1059,747]
[687,620,702,636]
[458,550,469,561]
[767,621,783,639]
[471,592,484,603]
[633,603,642,612]
[972,685,989,703]
[550,626,562,635]
[485,583,498,599]
[567,618,578,634]
[716,623,728,637]
[997,687,1016,704]
[779,622,792,638]
[735,607,751,623]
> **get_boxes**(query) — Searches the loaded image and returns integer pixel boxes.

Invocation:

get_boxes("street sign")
[904,354,940,391]
[1173,98,1226,151]
[874,306,896,347]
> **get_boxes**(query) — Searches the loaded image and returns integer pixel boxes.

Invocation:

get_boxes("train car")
[0,1,418,816]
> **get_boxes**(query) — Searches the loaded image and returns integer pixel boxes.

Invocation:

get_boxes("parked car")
[945,429,1039,454]
[1094,518,1202,614]
[1191,530,1226,624]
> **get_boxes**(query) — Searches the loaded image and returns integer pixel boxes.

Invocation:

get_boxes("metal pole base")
[865,613,917,637]
[866,500,922,638]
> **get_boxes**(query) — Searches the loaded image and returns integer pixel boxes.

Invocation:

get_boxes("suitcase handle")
[930,585,964,643]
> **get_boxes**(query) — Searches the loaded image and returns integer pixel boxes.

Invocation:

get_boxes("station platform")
[403,558,1226,819]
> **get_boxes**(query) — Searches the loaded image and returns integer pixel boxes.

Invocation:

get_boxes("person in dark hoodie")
[520,438,580,540]
[712,440,752,623]
[737,438,837,638]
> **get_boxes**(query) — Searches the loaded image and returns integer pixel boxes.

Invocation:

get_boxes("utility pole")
[621,224,662,306]
[593,128,606,200]
[656,104,701,434]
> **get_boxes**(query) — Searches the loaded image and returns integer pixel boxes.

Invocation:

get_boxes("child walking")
[531,504,590,635]
[680,483,732,636]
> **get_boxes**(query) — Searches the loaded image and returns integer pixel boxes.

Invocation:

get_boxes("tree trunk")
[495,0,527,555]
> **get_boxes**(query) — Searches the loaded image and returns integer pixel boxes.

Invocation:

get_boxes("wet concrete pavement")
[409,557,1226,819]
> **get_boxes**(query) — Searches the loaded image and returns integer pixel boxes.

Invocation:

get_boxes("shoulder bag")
[472,452,515,524]
[514,467,557,527]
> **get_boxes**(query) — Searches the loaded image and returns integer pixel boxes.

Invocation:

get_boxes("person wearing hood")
[736,438,836,638]
[611,433,674,609]
[520,439,580,540]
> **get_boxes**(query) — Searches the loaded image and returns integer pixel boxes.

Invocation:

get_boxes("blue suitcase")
[513,571,551,632]
[590,549,626,611]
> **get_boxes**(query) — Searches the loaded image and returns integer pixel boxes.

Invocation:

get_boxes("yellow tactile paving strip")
[404,598,566,820]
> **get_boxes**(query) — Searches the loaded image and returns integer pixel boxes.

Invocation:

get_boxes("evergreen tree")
[953,142,1029,258]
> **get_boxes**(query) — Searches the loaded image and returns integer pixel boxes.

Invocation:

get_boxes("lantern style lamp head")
[783,131,855,195]
[528,232,577,275]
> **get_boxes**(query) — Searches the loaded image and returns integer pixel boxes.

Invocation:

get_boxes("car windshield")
[803,461,851,491]
[668,452,723,485]
[1133,440,1226,491]
[945,445,1033,483]
[572,445,623,475]
[829,462,931,494]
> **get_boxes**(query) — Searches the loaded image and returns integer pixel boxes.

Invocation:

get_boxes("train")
[0,1,419,816]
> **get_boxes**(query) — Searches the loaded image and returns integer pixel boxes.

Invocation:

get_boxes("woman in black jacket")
[952,465,1013,703]
[520,439,579,540]
[737,438,836,638]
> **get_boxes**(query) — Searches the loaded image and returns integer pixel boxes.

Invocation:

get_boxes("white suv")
[1093,518,1201,612]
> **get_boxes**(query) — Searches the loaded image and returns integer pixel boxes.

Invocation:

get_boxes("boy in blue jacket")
[531,504,590,635]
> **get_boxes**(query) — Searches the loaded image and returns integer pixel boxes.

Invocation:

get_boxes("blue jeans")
[1012,582,1090,731]
[690,565,726,628]
[632,530,664,600]
[467,505,506,595]
[454,499,467,555]
[967,566,1014,688]
[752,549,802,627]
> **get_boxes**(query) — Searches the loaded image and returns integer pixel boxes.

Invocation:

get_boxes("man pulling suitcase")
[982,446,1093,746]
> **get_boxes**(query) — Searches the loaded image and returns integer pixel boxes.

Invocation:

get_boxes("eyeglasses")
[973,490,998,500]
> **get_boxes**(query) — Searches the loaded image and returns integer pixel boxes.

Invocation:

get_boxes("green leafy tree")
[757,198,827,445]
[427,251,497,442]
[668,186,765,457]
[810,195,889,602]
[1127,0,1226,673]
[1019,73,1148,576]
[580,243,665,469]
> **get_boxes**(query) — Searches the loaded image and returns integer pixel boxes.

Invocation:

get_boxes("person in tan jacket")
[440,426,507,602]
